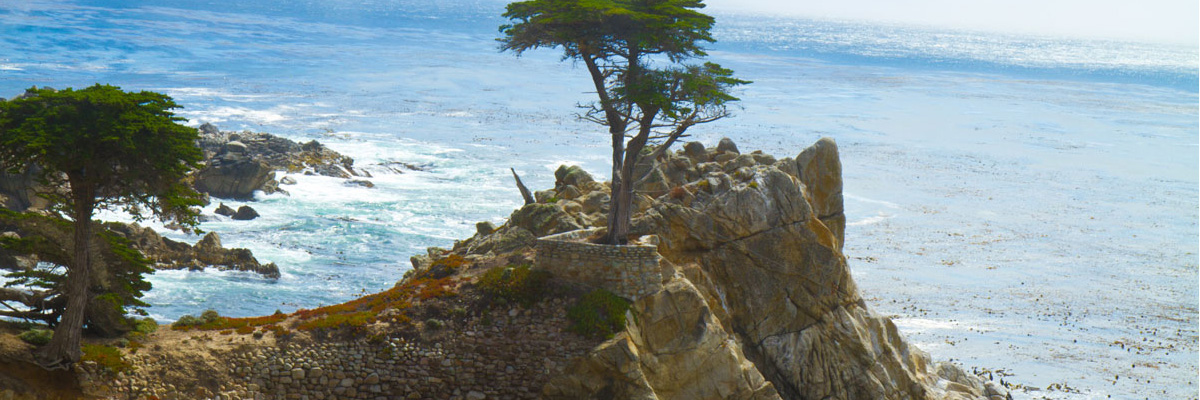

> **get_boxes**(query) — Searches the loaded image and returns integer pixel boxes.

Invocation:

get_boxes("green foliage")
[0,209,154,323]
[501,0,748,244]
[500,0,746,129]
[478,264,550,306]
[81,344,132,374]
[424,318,444,331]
[173,315,201,328]
[295,311,375,333]
[200,309,220,324]
[170,309,286,333]
[423,254,468,279]
[567,289,631,339]
[1,85,205,364]
[133,317,158,334]
[0,85,205,227]
[18,329,53,346]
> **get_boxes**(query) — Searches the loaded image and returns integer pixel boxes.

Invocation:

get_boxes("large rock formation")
[104,224,280,278]
[0,168,52,212]
[192,123,367,199]
[470,137,1006,400]
[543,277,781,400]
[192,154,278,200]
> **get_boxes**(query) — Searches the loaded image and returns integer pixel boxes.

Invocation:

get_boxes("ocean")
[1,0,1196,398]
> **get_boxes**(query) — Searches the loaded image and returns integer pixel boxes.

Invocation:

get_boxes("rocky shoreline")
[0,123,382,279]
[46,137,1010,400]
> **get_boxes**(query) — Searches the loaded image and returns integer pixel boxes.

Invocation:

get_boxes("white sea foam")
[848,212,893,226]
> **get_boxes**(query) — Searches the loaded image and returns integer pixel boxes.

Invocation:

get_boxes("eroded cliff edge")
[516,137,1006,400]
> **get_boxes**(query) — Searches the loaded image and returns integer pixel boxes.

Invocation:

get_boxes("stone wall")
[534,229,663,301]
[92,298,595,400]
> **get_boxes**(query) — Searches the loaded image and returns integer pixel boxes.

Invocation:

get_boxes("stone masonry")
[534,229,663,301]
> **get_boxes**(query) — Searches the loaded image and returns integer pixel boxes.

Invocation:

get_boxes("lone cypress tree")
[0,84,204,370]
[501,0,747,244]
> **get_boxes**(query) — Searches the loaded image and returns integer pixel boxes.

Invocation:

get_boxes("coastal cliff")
[527,138,1006,400]
[3,138,1006,400]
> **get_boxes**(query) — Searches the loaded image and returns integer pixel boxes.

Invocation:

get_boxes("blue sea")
[1,1,1197,398]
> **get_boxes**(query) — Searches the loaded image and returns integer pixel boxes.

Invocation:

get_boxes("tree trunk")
[603,129,626,245]
[34,192,93,370]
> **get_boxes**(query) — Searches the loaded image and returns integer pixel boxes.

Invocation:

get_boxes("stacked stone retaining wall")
[534,229,664,300]
[94,298,594,400]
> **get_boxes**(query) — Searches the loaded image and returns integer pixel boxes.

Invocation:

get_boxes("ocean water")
[1,1,1196,399]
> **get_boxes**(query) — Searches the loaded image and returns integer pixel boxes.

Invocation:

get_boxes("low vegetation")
[171,309,287,333]
[81,344,133,375]
[477,264,550,306]
[567,289,631,339]
[18,329,53,346]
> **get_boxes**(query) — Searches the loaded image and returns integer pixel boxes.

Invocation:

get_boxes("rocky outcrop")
[477,137,1007,400]
[192,123,365,199]
[197,124,360,177]
[104,224,280,278]
[193,155,277,200]
[231,205,260,221]
[0,168,52,212]
[543,277,781,400]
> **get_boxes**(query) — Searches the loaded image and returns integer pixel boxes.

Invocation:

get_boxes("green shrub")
[200,309,220,324]
[424,318,444,331]
[81,343,132,374]
[172,314,201,328]
[567,289,631,339]
[18,329,52,346]
[133,317,158,334]
[478,264,550,306]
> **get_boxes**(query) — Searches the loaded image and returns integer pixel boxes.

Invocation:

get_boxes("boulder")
[0,167,52,212]
[214,203,235,217]
[198,122,220,136]
[232,205,260,220]
[716,137,740,154]
[468,226,537,256]
[195,124,361,179]
[682,141,708,163]
[225,141,248,154]
[507,203,585,238]
[193,157,277,200]
[475,221,497,236]
[345,179,375,188]
[554,165,594,189]
[792,137,845,248]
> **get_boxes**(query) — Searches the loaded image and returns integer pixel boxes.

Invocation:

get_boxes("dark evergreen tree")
[0,84,204,370]
[500,0,748,244]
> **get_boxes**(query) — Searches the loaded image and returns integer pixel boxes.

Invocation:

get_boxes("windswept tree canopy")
[0,84,205,228]
[501,0,748,244]
[0,84,205,369]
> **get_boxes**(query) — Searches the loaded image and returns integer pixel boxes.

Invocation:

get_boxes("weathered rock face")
[792,137,846,248]
[507,203,587,238]
[524,137,1005,400]
[231,205,260,221]
[197,124,360,179]
[193,155,277,200]
[0,168,53,212]
[192,124,368,199]
[543,278,781,400]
